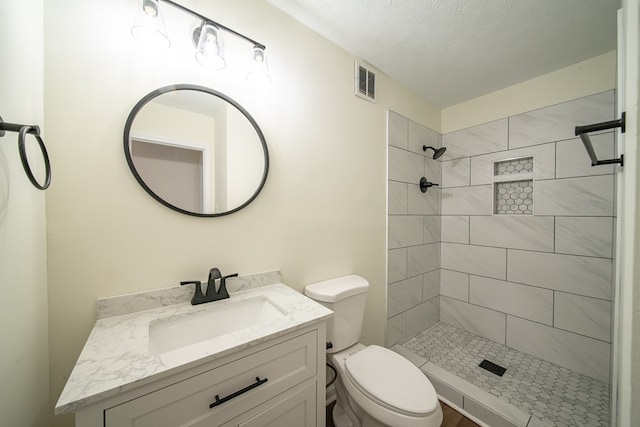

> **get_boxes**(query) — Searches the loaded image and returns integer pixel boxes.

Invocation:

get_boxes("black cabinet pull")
[209,377,268,409]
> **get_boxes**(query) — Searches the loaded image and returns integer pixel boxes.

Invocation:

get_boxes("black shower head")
[423,145,446,160]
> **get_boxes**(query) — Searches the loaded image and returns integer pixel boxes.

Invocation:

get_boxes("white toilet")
[305,275,443,427]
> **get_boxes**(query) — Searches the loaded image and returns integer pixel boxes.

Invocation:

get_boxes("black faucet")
[180,268,238,305]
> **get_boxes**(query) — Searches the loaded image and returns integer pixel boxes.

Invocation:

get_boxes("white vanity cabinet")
[75,324,326,427]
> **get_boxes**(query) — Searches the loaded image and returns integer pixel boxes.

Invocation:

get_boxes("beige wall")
[442,50,617,133]
[44,1,438,425]
[0,0,50,426]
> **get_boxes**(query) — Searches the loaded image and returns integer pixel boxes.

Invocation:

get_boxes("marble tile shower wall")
[387,111,442,347]
[439,90,616,384]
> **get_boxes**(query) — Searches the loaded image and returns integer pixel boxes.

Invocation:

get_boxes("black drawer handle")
[209,377,268,409]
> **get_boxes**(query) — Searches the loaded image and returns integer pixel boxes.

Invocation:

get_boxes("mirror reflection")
[124,85,268,217]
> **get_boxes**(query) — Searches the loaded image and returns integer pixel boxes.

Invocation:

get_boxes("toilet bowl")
[305,275,443,427]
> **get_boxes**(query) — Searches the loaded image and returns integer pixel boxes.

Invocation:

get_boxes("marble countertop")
[55,282,332,415]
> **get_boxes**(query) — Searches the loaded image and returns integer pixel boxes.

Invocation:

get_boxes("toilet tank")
[304,275,369,353]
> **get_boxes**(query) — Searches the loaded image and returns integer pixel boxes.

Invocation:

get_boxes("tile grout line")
[553,215,556,254]
[437,268,612,302]
[440,294,612,343]
[505,245,509,347]
[440,241,613,261]
[552,290,555,328]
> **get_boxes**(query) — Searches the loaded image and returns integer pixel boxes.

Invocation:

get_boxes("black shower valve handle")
[419,177,438,193]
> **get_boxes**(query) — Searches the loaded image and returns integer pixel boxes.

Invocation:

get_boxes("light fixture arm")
[159,0,266,50]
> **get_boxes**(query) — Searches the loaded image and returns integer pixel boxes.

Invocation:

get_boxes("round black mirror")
[124,84,269,217]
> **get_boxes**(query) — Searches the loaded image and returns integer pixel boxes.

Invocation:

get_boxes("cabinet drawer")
[105,330,317,427]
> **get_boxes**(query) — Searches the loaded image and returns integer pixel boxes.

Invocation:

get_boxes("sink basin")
[148,296,288,355]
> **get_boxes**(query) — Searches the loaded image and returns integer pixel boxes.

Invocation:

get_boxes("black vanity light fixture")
[131,0,271,85]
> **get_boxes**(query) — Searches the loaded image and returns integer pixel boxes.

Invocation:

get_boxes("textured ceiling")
[267,0,619,107]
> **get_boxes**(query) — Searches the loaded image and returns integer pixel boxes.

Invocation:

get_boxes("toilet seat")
[344,345,439,417]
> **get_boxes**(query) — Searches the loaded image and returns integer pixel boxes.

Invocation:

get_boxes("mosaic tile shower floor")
[402,322,609,427]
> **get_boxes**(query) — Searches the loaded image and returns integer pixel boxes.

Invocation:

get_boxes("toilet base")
[331,367,391,427]
[333,398,398,427]
[332,399,357,427]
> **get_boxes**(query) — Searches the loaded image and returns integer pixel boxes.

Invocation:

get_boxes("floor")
[325,400,478,427]
[441,401,481,427]
[402,322,610,427]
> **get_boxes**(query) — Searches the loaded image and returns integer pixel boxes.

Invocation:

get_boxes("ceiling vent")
[355,61,376,102]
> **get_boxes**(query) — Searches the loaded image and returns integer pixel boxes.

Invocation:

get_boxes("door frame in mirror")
[123,84,269,217]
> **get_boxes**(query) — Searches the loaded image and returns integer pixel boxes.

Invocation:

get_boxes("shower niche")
[492,156,534,215]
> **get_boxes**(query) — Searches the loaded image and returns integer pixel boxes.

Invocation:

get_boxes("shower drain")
[479,359,507,377]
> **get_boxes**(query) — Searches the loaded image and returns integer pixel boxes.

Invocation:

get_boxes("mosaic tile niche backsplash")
[494,181,534,214]
[386,90,615,384]
[493,156,535,215]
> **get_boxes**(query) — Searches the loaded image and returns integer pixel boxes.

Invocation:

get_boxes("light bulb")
[246,46,271,86]
[131,0,170,49]
[195,22,226,70]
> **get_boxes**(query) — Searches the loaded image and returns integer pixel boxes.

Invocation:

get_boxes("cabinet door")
[226,382,316,427]
[105,331,317,427]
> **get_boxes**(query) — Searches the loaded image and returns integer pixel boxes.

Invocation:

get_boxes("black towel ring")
[18,125,51,190]
[0,115,51,190]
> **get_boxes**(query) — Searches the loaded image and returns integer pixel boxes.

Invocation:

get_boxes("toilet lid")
[345,345,438,416]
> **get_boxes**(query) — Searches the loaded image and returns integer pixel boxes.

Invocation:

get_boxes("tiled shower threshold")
[393,322,609,427]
